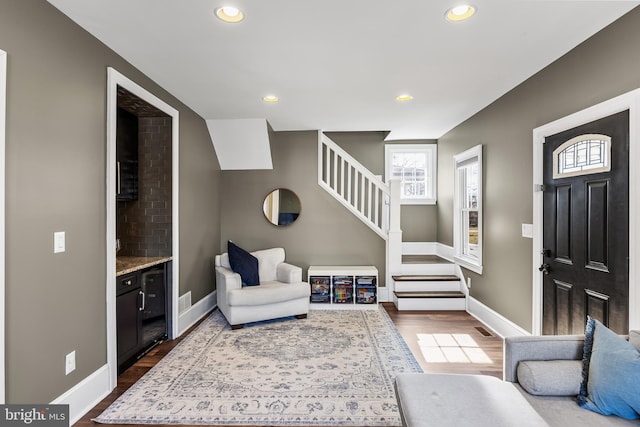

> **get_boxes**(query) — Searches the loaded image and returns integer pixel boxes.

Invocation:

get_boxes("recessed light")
[215,6,244,23]
[396,94,414,102]
[446,4,476,22]
[262,95,279,103]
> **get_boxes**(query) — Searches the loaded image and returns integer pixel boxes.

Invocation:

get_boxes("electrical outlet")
[65,351,76,375]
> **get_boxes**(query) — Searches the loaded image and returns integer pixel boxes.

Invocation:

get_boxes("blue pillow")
[227,241,260,287]
[577,317,640,419]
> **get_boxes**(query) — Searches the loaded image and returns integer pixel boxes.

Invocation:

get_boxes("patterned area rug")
[95,307,422,426]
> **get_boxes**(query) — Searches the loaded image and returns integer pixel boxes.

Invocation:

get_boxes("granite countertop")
[116,256,172,276]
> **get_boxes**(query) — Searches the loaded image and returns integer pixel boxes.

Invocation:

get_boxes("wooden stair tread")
[394,291,466,299]
[392,274,460,282]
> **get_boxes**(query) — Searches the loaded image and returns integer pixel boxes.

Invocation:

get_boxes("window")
[552,134,611,179]
[454,145,482,274]
[385,144,437,204]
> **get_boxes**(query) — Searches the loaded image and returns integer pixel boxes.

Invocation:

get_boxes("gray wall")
[221,131,387,284]
[1,1,220,403]
[437,6,640,331]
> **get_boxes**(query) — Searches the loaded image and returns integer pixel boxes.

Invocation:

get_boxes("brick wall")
[117,117,172,257]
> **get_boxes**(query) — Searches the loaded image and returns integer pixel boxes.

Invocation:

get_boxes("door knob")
[539,263,551,275]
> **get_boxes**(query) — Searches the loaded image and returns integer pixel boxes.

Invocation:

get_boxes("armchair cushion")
[277,262,303,283]
[228,241,259,286]
[228,281,311,306]
[252,247,286,282]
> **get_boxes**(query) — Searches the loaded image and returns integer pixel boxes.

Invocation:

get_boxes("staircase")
[392,255,466,310]
[318,132,466,311]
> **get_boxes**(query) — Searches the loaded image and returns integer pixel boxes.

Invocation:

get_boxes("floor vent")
[179,291,192,315]
[475,326,493,337]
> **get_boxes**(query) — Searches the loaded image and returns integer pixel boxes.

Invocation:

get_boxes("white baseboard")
[51,364,110,426]
[435,243,454,262]
[466,296,531,339]
[401,242,455,263]
[177,290,217,336]
[377,290,390,303]
[401,242,438,255]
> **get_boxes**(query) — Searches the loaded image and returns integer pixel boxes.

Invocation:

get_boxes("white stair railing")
[318,132,391,240]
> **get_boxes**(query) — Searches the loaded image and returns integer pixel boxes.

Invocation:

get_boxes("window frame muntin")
[552,133,611,179]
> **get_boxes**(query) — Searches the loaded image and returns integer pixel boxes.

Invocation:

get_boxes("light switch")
[521,224,533,239]
[54,231,65,253]
[65,350,76,375]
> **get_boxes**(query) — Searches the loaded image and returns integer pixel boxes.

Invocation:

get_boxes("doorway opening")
[532,89,640,335]
[106,68,180,389]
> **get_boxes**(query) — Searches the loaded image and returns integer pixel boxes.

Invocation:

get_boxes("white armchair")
[214,247,310,329]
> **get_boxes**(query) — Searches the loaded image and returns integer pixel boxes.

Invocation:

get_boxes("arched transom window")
[552,133,611,179]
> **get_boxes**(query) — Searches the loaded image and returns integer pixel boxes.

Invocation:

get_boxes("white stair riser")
[393,295,466,311]
[398,263,457,275]
[394,281,461,293]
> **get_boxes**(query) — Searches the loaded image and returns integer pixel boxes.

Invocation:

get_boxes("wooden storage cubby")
[355,275,377,304]
[309,276,331,303]
[307,266,378,309]
[332,275,354,304]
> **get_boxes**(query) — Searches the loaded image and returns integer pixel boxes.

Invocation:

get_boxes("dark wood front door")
[542,110,629,335]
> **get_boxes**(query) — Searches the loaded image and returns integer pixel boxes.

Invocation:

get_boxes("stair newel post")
[386,179,403,301]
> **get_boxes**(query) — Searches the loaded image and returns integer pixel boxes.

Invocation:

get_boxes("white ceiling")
[48,0,638,140]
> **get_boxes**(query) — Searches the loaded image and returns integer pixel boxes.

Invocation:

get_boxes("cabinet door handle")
[139,290,145,311]
[116,161,121,195]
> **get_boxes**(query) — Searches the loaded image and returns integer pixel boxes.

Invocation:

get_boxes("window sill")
[400,199,437,206]
[454,256,483,275]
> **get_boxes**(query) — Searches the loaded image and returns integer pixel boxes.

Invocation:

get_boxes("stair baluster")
[318,132,391,240]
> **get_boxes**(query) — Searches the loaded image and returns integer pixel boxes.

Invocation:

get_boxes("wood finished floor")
[76,303,503,427]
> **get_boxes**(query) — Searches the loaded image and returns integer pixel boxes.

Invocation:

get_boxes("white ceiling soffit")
[206,119,273,170]
[48,0,640,140]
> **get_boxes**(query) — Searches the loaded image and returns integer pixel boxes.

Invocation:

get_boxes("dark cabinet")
[116,273,142,367]
[140,268,167,350]
[116,264,167,373]
[116,107,138,201]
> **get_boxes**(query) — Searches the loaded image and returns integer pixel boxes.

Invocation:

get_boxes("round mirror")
[262,188,301,226]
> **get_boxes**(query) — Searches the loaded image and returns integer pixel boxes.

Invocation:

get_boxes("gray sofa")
[395,333,640,427]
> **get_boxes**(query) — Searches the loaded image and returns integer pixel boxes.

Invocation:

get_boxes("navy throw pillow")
[577,317,640,419]
[227,241,260,287]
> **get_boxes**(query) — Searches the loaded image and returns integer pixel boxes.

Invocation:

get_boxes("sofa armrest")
[277,262,302,283]
[215,265,242,293]
[504,335,585,383]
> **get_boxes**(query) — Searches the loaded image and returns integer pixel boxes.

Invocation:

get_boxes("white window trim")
[384,144,437,205]
[453,144,483,274]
